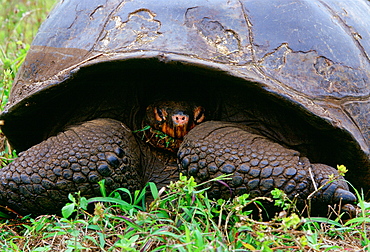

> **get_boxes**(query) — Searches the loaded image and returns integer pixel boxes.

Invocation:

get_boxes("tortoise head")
[143,101,205,152]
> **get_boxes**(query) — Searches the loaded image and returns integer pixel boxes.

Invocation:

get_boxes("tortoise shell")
[1,0,370,191]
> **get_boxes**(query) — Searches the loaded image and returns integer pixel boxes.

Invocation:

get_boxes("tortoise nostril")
[173,114,188,125]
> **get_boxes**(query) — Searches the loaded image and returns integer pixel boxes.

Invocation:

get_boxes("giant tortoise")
[1,0,370,215]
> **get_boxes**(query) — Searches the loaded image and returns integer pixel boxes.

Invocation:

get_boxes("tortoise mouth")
[1,57,367,190]
[160,123,189,139]
[142,127,182,152]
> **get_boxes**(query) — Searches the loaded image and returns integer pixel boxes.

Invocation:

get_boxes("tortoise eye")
[154,107,167,122]
[194,106,205,123]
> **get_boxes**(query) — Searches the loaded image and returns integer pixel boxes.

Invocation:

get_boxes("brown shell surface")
[1,0,370,187]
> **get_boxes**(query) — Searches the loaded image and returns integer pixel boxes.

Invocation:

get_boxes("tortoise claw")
[340,203,357,219]
[333,188,357,204]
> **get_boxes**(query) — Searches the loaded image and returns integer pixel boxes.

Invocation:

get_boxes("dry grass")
[0,1,370,251]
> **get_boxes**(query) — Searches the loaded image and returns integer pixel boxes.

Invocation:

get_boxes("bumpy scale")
[0,119,142,214]
[0,102,357,216]
[178,121,356,210]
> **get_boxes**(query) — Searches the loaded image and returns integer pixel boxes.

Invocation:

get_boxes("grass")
[0,174,369,251]
[0,0,54,97]
[1,1,370,251]
[0,0,57,166]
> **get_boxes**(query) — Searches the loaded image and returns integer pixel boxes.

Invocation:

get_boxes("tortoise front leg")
[0,118,143,215]
[178,121,356,213]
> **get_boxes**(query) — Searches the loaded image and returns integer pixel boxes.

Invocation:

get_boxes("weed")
[0,0,57,165]
[134,125,177,149]
[0,1,369,251]
[0,173,368,251]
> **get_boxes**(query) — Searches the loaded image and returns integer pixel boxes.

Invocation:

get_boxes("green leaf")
[67,193,76,203]
[97,232,106,248]
[358,201,370,210]
[0,210,11,218]
[305,217,343,227]
[132,125,151,133]
[61,203,75,218]
[98,179,107,197]
[31,246,51,251]
[149,182,159,199]
[345,216,370,226]
[79,196,89,210]
[87,196,137,210]
[111,187,133,203]
[133,188,147,207]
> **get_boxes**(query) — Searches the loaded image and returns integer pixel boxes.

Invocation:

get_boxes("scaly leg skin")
[178,121,356,214]
[0,119,143,215]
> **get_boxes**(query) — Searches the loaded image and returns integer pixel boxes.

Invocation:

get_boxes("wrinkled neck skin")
[135,135,180,189]
[135,101,205,187]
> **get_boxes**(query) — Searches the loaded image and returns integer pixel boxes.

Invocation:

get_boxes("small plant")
[337,164,348,177]
[271,188,298,214]
[1,0,369,251]
[132,125,151,133]
[0,0,58,168]
[0,148,17,168]
[0,173,368,251]
[134,125,176,149]
[302,166,370,251]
